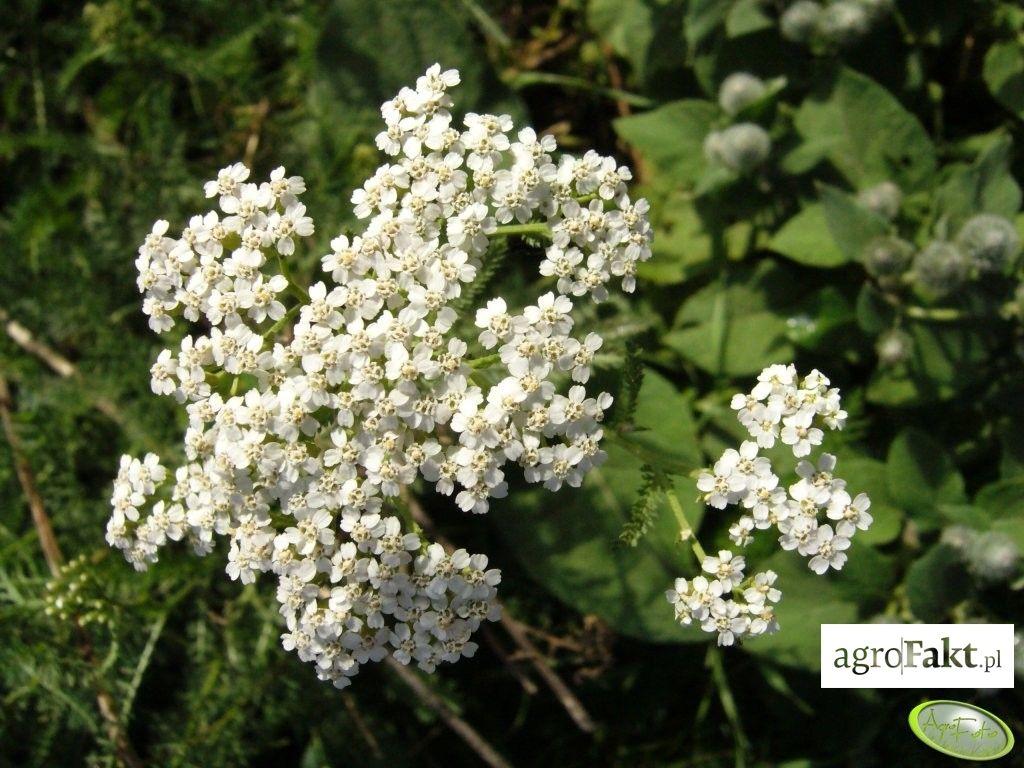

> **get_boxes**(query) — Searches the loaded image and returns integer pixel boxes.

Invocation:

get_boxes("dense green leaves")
[933,135,1022,230]
[792,68,937,190]
[905,544,971,622]
[770,204,848,267]
[886,429,966,530]
[5,1,1024,766]
[984,40,1024,120]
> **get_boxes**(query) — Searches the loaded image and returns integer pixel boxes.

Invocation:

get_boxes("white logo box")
[820,624,1015,689]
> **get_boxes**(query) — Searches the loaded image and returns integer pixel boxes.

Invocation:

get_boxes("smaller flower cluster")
[704,73,772,176]
[668,365,872,646]
[780,0,891,49]
[667,559,781,647]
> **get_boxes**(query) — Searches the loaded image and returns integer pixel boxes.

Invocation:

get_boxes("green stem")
[466,352,502,369]
[882,290,1014,322]
[708,646,751,768]
[276,254,309,302]
[262,303,301,339]
[664,486,706,563]
[492,222,553,239]
[507,71,656,109]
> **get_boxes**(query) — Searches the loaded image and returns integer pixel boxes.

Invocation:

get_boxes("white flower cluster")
[107,64,652,688]
[667,365,872,646]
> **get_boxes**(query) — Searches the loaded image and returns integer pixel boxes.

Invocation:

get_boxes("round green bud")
[966,531,1020,582]
[857,181,902,221]
[718,72,767,117]
[780,1,823,43]
[861,236,913,280]
[913,241,970,297]
[705,123,771,174]
[818,0,870,45]
[955,213,1021,273]
[875,328,913,366]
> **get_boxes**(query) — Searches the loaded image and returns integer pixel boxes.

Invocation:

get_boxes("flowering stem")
[707,646,752,766]
[491,222,552,239]
[466,352,502,369]
[262,303,301,339]
[276,254,310,301]
[663,485,706,563]
[881,291,1015,322]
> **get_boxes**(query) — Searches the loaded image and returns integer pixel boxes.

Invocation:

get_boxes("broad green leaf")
[792,68,937,191]
[839,456,903,546]
[588,0,655,82]
[316,0,523,118]
[639,194,745,285]
[616,369,704,472]
[854,283,897,335]
[933,135,1022,230]
[886,429,966,528]
[905,544,971,622]
[667,310,793,377]
[614,100,719,188]
[831,544,898,605]
[725,0,772,38]
[685,0,730,47]
[975,477,1024,550]
[769,204,848,267]
[666,261,810,376]
[984,40,1024,120]
[818,184,891,263]
[866,322,992,406]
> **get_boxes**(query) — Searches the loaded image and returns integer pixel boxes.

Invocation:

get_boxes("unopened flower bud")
[818,0,870,45]
[955,213,1021,273]
[875,328,912,366]
[862,236,913,281]
[857,181,902,220]
[940,524,977,552]
[966,531,1020,582]
[780,1,823,43]
[705,123,771,175]
[913,241,969,297]
[718,72,767,117]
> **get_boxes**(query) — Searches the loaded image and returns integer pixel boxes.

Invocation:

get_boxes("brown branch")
[0,308,124,426]
[0,374,145,768]
[0,376,63,576]
[402,490,597,734]
[341,692,383,760]
[479,623,538,695]
[385,656,513,768]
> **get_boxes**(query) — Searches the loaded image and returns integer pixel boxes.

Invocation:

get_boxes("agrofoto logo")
[908,700,1015,761]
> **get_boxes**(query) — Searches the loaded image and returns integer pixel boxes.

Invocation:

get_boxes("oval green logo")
[909,700,1015,761]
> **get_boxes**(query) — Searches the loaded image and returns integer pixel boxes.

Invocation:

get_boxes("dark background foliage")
[1,1,1022,766]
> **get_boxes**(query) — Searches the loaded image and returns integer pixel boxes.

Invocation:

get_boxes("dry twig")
[385,656,513,768]
[402,490,597,733]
